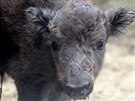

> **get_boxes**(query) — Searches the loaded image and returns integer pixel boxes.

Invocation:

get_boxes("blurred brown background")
[1,0,135,101]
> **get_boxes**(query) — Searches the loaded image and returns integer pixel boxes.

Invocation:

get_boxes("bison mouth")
[64,83,93,100]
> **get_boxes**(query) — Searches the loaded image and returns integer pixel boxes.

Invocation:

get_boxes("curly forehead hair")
[49,0,106,38]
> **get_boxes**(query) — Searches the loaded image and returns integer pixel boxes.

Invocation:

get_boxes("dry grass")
[1,0,135,101]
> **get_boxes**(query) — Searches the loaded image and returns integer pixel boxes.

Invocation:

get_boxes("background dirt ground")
[1,0,135,101]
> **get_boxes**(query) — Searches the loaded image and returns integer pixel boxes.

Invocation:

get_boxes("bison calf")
[0,0,135,101]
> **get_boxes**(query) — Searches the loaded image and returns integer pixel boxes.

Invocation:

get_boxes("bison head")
[26,0,135,99]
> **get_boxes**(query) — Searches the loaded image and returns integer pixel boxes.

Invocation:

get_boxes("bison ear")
[26,7,50,27]
[105,8,135,36]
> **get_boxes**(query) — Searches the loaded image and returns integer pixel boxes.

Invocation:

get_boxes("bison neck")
[7,47,70,101]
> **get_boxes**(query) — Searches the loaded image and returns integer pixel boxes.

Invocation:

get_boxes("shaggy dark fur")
[0,0,135,101]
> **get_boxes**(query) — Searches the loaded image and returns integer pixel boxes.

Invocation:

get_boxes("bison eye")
[52,41,60,51]
[96,40,105,50]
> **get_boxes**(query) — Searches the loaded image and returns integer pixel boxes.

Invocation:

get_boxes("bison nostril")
[81,83,93,95]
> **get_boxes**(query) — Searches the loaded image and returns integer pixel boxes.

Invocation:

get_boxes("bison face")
[48,2,107,99]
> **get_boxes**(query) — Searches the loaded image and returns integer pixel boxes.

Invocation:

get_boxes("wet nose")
[65,83,93,99]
